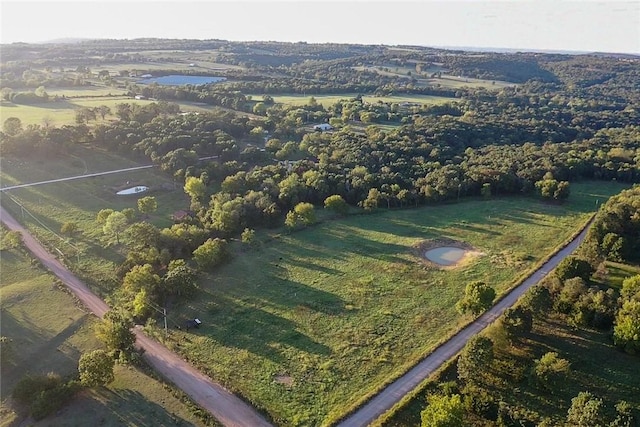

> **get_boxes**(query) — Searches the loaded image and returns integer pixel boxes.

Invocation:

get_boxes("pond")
[138,75,227,86]
[424,247,467,266]
[116,186,149,195]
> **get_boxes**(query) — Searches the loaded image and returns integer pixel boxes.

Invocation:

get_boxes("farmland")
[246,93,457,108]
[0,230,213,427]
[2,38,639,426]
[382,262,640,426]
[156,181,628,425]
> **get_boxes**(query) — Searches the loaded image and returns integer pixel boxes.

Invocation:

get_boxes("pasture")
[383,261,640,426]
[0,146,190,295]
[353,64,518,90]
[0,86,223,126]
[159,181,628,425]
[0,239,211,427]
[246,93,457,108]
[0,142,629,425]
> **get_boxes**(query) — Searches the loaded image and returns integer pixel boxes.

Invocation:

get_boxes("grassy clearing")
[0,149,628,425]
[0,146,190,296]
[0,244,211,427]
[0,97,155,126]
[0,88,223,126]
[381,261,640,427]
[246,93,456,108]
[353,65,517,90]
[159,181,629,425]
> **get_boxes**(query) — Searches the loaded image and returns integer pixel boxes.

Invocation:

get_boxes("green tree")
[123,263,160,294]
[362,188,380,211]
[102,211,128,244]
[241,228,256,246]
[3,117,23,136]
[95,310,135,358]
[95,105,111,120]
[612,400,635,427]
[60,221,79,236]
[501,306,533,340]
[521,285,552,318]
[457,335,494,384]
[78,350,114,387]
[193,238,228,271]
[613,299,640,354]
[420,393,464,427]
[96,208,114,224]
[621,274,640,301]
[137,196,157,217]
[554,256,593,282]
[530,351,570,391]
[324,194,349,215]
[566,391,605,427]
[456,281,496,316]
[2,230,22,250]
[162,259,196,298]
[184,176,206,208]
[294,202,316,225]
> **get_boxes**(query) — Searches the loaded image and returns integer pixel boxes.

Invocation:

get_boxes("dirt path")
[0,206,272,427]
[336,219,594,427]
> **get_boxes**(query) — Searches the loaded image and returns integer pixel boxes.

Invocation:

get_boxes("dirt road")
[0,206,272,427]
[336,219,594,427]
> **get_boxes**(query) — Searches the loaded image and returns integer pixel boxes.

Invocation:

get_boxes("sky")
[1,0,639,54]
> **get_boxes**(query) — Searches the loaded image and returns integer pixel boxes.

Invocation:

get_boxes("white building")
[313,123,333,131]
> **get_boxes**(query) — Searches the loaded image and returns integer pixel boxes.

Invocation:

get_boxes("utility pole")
[147,299,168,337]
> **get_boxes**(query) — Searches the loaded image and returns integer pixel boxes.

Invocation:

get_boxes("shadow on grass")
[0,312,88,398]
[53,387,199,427]
[210,294,331,361]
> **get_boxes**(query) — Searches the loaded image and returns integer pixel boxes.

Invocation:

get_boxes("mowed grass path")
[0,247,211,426]
[167,181,628,426]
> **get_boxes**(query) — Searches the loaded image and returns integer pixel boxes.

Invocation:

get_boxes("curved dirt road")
[336,219,594,427]
[0,206,272,427]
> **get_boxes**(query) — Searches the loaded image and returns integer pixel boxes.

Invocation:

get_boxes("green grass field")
[0,87,225,126]
[0,143,629,426]
[246,93,457,108]
[0,242,211,427]
[383,261,640,426]
[0,146,190,296]
[156,181,629,426]
[352,65,517,90]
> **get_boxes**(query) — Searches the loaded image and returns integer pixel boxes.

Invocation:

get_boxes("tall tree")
[137,196,157,217]
[420,394,464,427]
[456,281,496,316]
[78,350,115,387]
[457,335,494,384]
[103,211,128,244]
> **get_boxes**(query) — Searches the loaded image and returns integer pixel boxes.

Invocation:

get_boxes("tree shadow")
[177,292,331,364]
[0,311,88,398]
[48,387,199,427]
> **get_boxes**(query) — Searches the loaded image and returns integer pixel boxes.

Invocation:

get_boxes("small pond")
[138,75,227,86]
[424,247,467,266]
[117,186,149,195]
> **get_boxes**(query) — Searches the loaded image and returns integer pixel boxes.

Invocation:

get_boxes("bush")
[12,373,80,420]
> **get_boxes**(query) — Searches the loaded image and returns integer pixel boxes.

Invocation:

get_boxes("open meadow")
[382,261,640,426]
[0,144,630,425]
[0,146,191,296]
[157,181,629,425]
[246,93,457,108]
[0,234,213,427]
[352,64,518,90]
